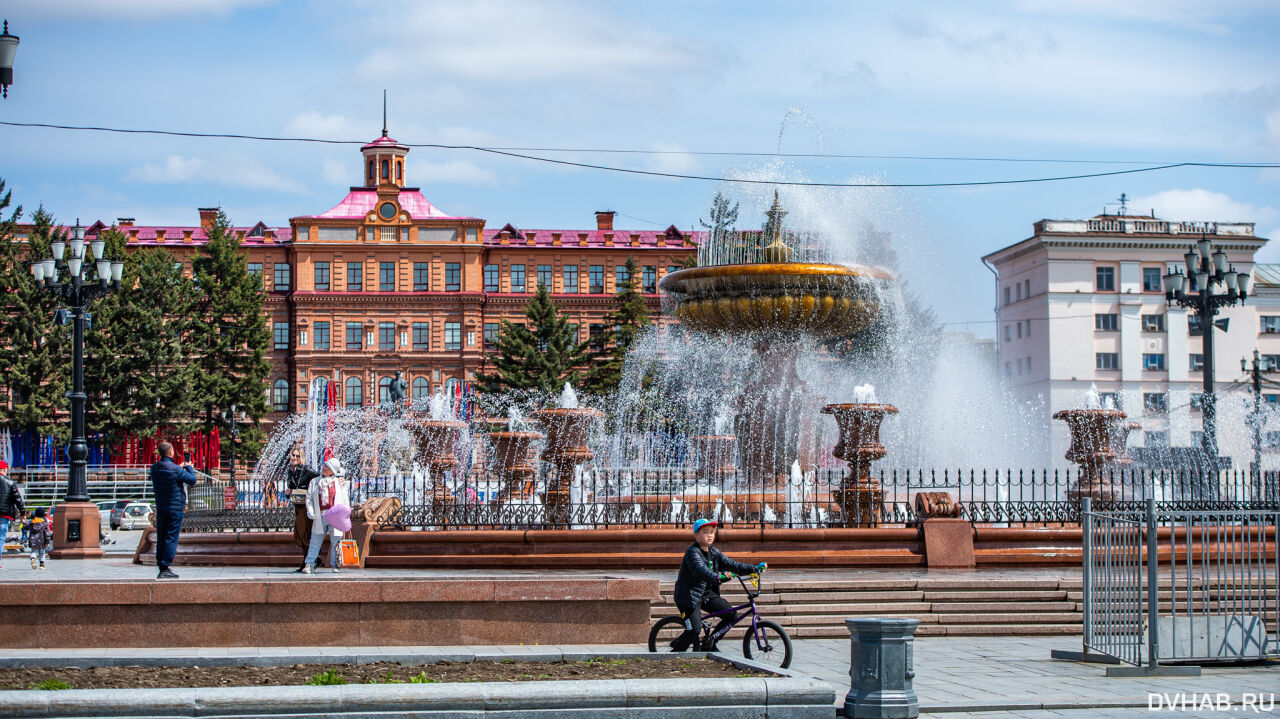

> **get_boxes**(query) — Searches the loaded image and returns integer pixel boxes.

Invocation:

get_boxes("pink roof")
[361,135,406,150]
[83,224,292,245]
[301,188,468,221]
[483,226,703,249]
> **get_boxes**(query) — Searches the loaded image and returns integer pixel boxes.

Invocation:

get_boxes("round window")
[378,202,397,220]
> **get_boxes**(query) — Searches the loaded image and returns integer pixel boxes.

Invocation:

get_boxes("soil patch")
[4,657,765,691]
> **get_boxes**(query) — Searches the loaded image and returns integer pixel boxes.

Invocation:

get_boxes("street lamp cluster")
[1163,233,1250,468]
[30,221,123,558]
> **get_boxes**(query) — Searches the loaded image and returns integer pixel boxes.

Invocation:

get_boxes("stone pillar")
[844,618,919,719]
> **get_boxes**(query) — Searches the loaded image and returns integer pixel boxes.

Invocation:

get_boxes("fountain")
[821,384,899,526]
[530,384,604,524]
[485,408,544,503]
[690,408,737,484]
[406,389,468,514]
[1053,387,1128,502]
[659,192,896,493]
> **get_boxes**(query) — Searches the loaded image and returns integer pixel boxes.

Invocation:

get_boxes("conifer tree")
[190,209,271,466]
[582,256,650,394]
[0,200,71,443]
[476,283,592,398]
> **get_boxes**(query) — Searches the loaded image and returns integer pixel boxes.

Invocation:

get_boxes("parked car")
[118,502,153,530]
[96,500,115,529]
[109,499,136,530]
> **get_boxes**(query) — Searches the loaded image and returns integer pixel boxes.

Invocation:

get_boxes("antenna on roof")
[382,89,388,137]
[1116,192,1128,216]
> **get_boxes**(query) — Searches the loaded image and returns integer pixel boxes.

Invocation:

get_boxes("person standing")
[149,442,196,579]
[0,461,25,569]
[285,446,320,571]
[301,457,349,574]
[25,507,51,569]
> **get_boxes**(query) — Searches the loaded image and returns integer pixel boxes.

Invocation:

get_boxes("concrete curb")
[0,651,836,718]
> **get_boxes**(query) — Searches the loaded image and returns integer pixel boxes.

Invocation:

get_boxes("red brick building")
[62,131,697,422]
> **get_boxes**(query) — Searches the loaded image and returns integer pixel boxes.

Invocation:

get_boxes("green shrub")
[408,671,438,684]
[31,679,72,690]
[306,669,346,686]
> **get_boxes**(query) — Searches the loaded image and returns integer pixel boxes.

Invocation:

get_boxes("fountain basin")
[531,408,606,461]
[487,430,544,502]
[658,263,893,337]
[821,403,899,465]
[406,418,468,473]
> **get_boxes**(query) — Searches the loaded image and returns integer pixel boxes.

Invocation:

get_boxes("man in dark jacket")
[670,519,765,651]
[149,441,196,579]
[0,461,24,569]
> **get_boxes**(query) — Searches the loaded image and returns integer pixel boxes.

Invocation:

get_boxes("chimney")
[198,207,219,232]
[116,218,135,227]
[595,211,615,231]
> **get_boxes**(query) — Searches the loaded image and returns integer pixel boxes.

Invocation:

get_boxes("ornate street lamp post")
[0,20,19,99]
[1163,234,1249,474]
[32,221,124,558]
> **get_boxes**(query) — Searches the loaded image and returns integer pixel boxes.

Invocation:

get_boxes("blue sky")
[3,0,1279,336]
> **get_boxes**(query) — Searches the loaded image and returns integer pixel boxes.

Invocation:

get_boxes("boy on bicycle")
[670,518,765,651]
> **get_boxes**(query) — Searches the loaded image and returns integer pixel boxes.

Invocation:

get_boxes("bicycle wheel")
[742,619,792,669]
[647,615,687,652]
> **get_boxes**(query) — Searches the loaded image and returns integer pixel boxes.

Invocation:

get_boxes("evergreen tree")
[190,209,271,466]
[0,201,71,443]
[476,283,593,399]
[581,256,650,394]
[699,191,739,246]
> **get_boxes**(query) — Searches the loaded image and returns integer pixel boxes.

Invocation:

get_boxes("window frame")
[314,261,330,292]
[1142,267,1163,293]
[413,262,430,291]
[1142,353,1167,371]
[347,262,363,291]
[1095,265,1116,292]
[1096,352,1120,370]
[1095,313,1119,331]
[314,321,330,350]
[346,322,363,350]
[588,265,604,294]
[510,264,526,293]
[273,262,291,292]
[444,322,462,351]
[412,322,430,350]
[379,261,396,292]
[445,263,461,292]
[484,264,500,292]
[378,322,395,351]
[562,265,579,294]
[273,321,289,350]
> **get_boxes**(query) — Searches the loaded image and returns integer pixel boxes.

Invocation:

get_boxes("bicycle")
[647,573,793,668]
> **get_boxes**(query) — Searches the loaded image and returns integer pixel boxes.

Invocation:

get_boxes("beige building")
[982,212,1279,466]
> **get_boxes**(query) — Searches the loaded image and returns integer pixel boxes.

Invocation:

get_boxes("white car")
[118,502,154,530]
[96,500,115,528]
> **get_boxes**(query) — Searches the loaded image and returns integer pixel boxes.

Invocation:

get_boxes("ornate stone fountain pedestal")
[821,403,898,527]
[1111,421,1141,467]
[488,430,544,503]
[1053,408,1128,503]
[690,435,737,485]
[530,407,604,525]
[406,417,468,518]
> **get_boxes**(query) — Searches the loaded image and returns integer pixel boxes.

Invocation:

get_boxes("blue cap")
[692,518,719,533]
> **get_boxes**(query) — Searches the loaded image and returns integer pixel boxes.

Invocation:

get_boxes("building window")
[510,264,525,293]
[1004,325,1011,342]
[563,265,579,293]
[314,262,330,291]
[1189,353,1204,371]
[484,322,499,349]
[381,159,389,179]
[379,261,396,291]
[1266,394,1280,406]
[412,377,430,403]
[484,264,499,292]
[1003,287,1011,306]
[1098,392,1119,409]
[1188,315,1202,334]
[1016,323,1022,339]
[413,262,430,291]
[1142,353,1166,371]
[378,376,394,405]
[1265,355,1280,370]
[1143,267,1163,292]
[1261,316,1280,334]
[643,266,657,293]
[314,321,330,350]
[1096,266,1115,291]
[273,263,290,292]
[537,265,552,290]
[347,262,363,291]
[1145,431,1169,447]
[1141,314,1165,332]
[248,262,263,281]
[1024,319,1031,337]
[1096,352,1119,370]
[1023,279,1030,298]
[379,322,394,350]
[1095,313,1119,331]
[668,265,680,276]
[444,322,461,350]
[412,322,430,350]
[345,377,363,407]
[346,322,363,350]
[445,263,461,292]
[378,227,397,242]
[589,323,606,349]
[273,322,289,350]
[589,265,604,294]
[272,379,289,412]
[1025,356,1031,372]
[1016,358,1022,375]
[1143,392,1169,414]
[1016,283,1023,301]
[616,265,631,289]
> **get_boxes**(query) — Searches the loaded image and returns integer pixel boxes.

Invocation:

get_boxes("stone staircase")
[652,577,1085,638]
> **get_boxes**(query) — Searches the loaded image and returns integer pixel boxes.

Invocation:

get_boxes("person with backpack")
[300,457,350,574]
[24,507,52,569]
[0,461,26,569]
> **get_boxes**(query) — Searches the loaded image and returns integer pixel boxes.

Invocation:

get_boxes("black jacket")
[0,477,24,519]
[150,458,197,512]
[286,464,319,491]
[673,543,756,610]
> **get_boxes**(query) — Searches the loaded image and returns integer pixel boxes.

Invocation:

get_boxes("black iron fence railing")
[177,468,1280,533]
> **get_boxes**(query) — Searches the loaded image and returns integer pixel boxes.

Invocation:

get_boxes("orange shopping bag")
[339,539,360,566]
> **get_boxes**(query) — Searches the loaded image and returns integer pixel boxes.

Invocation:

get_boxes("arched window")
[345,377,363,407]
[272,379,289,412]
[444,378,460,397]
[367,160,374,181]
[381,159,390,180]
[412,377,430,404]
[396,160,402,180]
[312,377,330,405]
[378,376,393,406]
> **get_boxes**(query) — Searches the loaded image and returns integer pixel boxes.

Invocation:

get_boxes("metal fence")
[12,465,214,507]
[176,467,1280,532]
[1079,497,1279,676]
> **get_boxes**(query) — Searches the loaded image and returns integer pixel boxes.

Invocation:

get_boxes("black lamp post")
[220,404,240,484]
[33,221,124,558]
[0,20,18,98]
[1163,233,1249,471]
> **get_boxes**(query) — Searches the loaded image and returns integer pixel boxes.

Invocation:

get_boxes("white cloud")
[1128,188,1278,225]
[8,0,273,19]
[644,142,697,175]
[411,160,496,187]
[322,158,351,187]
[125,154,306,194]
[286,113,360,139]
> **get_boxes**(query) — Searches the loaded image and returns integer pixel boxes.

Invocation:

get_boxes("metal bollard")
[844,618,919,719]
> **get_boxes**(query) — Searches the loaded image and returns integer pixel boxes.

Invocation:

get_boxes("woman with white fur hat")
[299,457,350,574]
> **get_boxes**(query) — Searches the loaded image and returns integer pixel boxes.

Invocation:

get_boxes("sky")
[2,0,1279,337]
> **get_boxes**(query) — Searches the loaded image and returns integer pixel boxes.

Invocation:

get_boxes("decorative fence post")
[844,618,919,719]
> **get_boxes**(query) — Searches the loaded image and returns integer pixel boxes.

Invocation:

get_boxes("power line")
[3,120,1278,189]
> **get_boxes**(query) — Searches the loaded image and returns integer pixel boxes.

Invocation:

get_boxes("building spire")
[382,89,388,137]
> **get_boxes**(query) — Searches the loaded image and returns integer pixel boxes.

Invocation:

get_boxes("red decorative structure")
[530,407,604,524]
[1053,408,1127,502]
[484,421,544,503]
[406,415,468,514]
[1112,420,1141,467]
[820,403,899,527]
[690,434,737,484]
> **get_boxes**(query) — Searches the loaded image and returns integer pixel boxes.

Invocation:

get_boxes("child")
[26,508,52,570]
[669,518,765,652]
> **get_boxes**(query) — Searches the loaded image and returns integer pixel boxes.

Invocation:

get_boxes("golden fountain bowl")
[658,263,895,338]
